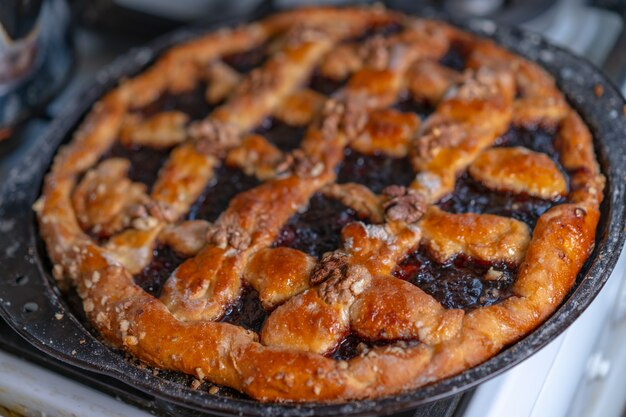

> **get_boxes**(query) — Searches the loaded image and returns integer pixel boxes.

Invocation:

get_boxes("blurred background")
[0,1,625,417]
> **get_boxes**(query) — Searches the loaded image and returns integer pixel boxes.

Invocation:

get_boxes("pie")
[34,6,605,402]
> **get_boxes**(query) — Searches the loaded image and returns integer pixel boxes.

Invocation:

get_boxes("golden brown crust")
[245,247,316,309]
[273,89,326,126]
[351,108,420,157]
[225,134,284,180]
[469,147,568,199]
[120,111,189,148]
[321,183,384,223]
[419,206,531,265]
[406,59,462,104]
[159,220,210,257]
[34,6,605,403]
[350,276,464,344]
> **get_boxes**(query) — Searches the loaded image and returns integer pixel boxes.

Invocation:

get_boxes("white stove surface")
[0,350,152,417]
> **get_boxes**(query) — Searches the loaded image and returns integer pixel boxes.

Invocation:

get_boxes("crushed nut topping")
[206,223,251,250]
[451,68,499,101]
[310,251,349,285]
[189,119,240,157]
[415,122,466,159]
[319,263,372,305]
[321,98,368,141]
[276,149,325,178]
[484,267,505,281]
[382,185,426,223]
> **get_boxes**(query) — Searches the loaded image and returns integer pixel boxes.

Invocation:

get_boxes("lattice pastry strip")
[35,7,605,403]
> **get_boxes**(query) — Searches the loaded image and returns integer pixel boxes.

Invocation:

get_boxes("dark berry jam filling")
[187,165,261,222]
[393,94,435,120]
[220,286,268,333]
[254,117,307,151]
[495,126,560,163]
[134,245,185,298]
[222,44,268,74]
[393,249,517,310]
[337,148,415,194]
[438,173,562,229]
[308,72,347,96]
[439,42,467,72]
[329,334,418,361]
[137,82,215,120]
[104,141,171,189]
[273,193,367,258]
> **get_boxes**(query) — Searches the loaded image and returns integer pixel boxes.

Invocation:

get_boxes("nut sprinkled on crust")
[321,98,368,140]
[319,263,372,305]
[382,185,426,223]
[416,123,466,159]
[189,119,240,157]
[206,223,251,250]
[276,149,325,178]
[310,251,349,285]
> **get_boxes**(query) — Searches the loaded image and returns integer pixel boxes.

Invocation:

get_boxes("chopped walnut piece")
[310,251,349,285]
[318,263,372,305]
[206,223,251,250]
[484,267,505,281]
[320,98,368,141]
[449,68,500,102]
[189,119,240,157]
[415,122,466,160]
[382,185,426,223]
[276,149,325,179]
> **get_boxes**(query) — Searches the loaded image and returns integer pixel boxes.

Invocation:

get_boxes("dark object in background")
[72,0,264,38]
[0,0,73,138]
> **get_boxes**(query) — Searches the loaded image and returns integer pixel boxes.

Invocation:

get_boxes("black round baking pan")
[0,4,625,417]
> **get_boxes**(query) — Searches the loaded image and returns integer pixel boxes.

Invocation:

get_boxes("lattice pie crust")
[35,6,604,402]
